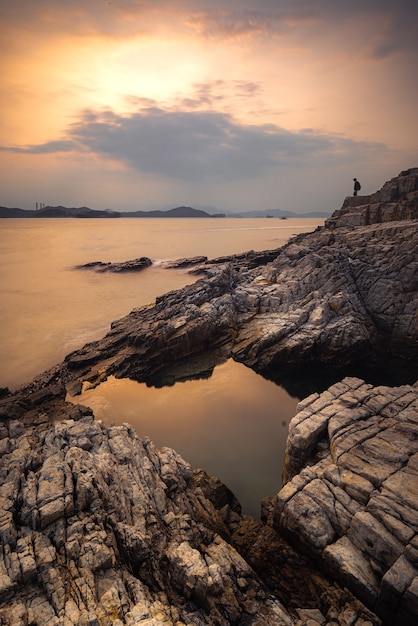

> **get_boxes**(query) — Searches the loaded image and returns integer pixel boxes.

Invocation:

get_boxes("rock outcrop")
[62,214,417,396]
[0,386,380,625]
[161,256,208,269]
[325,167,418,229]
[75,257,152,273]
[1,168,417,625]
[269,377,418,625]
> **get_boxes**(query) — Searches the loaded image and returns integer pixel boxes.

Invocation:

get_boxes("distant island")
[0,205,224,219]
[0,204,329,219]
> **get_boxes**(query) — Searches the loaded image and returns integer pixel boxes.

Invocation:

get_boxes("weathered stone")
[0,386,386,625]
[161,256,208,269]
[56,172,417,394]
[75,257,152,272]
[325,167,418,229]
[273,377,418,625]
[0,407,300,625]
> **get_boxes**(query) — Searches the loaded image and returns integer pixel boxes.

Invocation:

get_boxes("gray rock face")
[0,392,381,625]
[0,398,295,625]
[62,217,417,396]
[75,257,152,272]
[325,167,418,229]
[270,377,418,625]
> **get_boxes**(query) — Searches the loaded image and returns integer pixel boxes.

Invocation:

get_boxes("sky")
[1,0,417,214]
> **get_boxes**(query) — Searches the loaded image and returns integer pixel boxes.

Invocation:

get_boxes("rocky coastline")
[0,168,417,625]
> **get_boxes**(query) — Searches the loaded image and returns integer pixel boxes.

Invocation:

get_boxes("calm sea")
[0,217,324,516]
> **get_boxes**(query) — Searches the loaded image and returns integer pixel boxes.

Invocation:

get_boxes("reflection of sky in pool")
[72,359,299,518]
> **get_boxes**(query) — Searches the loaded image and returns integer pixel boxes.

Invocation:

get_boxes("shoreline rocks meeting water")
[0,168,417,625]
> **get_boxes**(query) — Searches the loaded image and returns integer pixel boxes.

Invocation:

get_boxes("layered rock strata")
[62,216,417,396]
[0,387,380,625]
[270,377,418,626]
[325,167,418,229]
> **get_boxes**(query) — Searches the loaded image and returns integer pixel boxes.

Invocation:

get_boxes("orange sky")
[1,0,417,213]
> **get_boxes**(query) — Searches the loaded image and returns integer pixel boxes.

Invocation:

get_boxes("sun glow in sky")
[1,0,417,213]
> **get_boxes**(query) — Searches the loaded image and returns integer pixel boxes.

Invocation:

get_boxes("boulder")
[269,377,418,625]
[75,257,152,272]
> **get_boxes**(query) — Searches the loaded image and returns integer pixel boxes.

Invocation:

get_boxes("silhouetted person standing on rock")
[353,178,361,196]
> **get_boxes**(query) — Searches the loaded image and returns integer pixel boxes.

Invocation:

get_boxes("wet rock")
[75,257,152,272]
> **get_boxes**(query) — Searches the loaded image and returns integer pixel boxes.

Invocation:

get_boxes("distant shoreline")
[0,205,329,219]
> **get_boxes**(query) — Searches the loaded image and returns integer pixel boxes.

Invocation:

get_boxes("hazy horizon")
[0,202,331,216]
[1,1,417,214]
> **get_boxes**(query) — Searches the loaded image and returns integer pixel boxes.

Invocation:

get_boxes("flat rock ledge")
[325,167,418,229]
[269,376,418,626]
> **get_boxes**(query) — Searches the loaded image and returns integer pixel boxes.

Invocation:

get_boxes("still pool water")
[70,359,298,518]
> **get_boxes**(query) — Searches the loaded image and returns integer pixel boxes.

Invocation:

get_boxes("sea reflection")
[72,358,298,518]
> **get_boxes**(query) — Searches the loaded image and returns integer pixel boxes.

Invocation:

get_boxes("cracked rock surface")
[0,390,380,625]
[61,202,417,395]
[0,168,417,625]
[269,377,418,625]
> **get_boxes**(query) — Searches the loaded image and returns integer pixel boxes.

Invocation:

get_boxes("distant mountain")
[0,206,34,218]
[0,205,120,218]
[38,206,121,218]
[0,205,223,219]
[0,204,328,219]
[120,206,223,218]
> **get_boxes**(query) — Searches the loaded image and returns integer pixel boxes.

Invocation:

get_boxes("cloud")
[1,0,416,67]
[187,10,286,40]
[173,80,263,110]
[0,140,76,154]
[1,106,386,183]
[2,0,415,43]
[184,1,418,59]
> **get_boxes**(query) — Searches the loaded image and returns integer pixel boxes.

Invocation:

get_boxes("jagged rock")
[0,406,297,625]
[0,390,378,626]
[269,377,418,626]
[75,257,152,272]
[325,167,418,229]
[61,216,417,394]
[160,256,208,269]
[0,397,383,626]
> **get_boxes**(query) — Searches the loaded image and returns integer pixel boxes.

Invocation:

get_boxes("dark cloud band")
[1,106,386,182]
